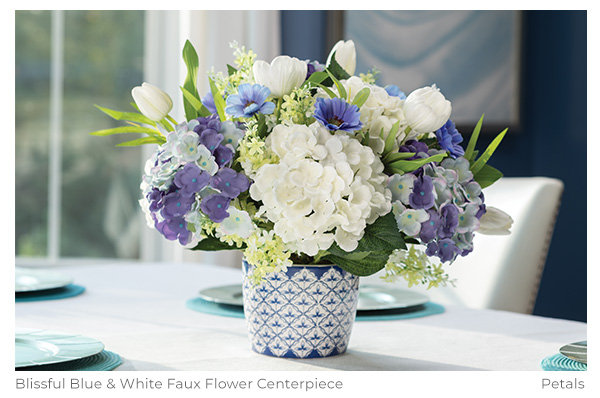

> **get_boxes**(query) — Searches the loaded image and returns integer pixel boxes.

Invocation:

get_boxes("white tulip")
[326,40,356,75]
[403,85,452,134]
[252,55,307,98]
[131,82,173,122]
[477,206,513,235]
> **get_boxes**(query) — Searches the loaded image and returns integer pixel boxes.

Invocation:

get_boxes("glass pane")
[60,10,145,258]
[15,10,146,259]
[15,10,52,257]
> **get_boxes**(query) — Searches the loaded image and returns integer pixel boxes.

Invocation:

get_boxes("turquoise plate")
[16,329,104,368]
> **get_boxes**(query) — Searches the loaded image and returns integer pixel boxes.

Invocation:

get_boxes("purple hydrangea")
[426,238,461,263]
[160,191,194,219]
[147,188,164,212]
[225,84,275,118]
[398,140,430,160]
[174,163,210,197]
[213,145,234,168]
[156,216,191,245]
[409,174,435,210]
[200,193,231,223]
[198,129,223,153]
[438,203,460,238]
[419,209,442,243]
[193,114,221,136]
[192,115,223,153]
[210,168,250,199]
[306,60,325,79]
[313,97,363,132]
[436,119,464,158]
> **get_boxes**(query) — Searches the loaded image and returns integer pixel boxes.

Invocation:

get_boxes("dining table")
[13,260,589,374]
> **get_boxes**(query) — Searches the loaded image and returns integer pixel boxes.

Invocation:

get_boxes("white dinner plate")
[198,284,244,306]
[357,284,429,310]
[15,329,105,368]
[559,341,587,364]
[15,267,73,293]
[198,284,429,311]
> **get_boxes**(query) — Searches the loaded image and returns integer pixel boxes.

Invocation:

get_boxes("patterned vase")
[242,260,360,358]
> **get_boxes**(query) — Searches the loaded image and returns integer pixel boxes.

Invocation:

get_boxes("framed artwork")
[334,10,522,132]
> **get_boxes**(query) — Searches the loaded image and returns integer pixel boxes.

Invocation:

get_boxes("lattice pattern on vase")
[242,261,360,358]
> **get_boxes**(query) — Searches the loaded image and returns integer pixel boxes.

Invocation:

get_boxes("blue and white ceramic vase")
[242,260,360,358]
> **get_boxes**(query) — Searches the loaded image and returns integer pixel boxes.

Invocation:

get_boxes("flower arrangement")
[91,39,512,288]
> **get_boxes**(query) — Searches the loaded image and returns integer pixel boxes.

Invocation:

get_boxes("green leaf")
[325,68,347,100]
[302,71,330,88]
[209,77,227,121]
[116,136,165,147]
[324,251,390,277]
[90,126,162,137]
[158,119,174,132]
[464,114,484,161]
[256,113,268,138]
[182,40,201,121]
[94,105,154,125]
[190,236,242,251]
[327,52,351,80]
[383,151,416,163]
[180,86,211,117]
[227,64,238,76]
[469,128,508,175]
[351,87,370,108]
[361,130,370,146]
[473,164,504,189]
[321,213,406,277]
[387,152,447,174]
[382,121,400,157]
[312,82,337,99]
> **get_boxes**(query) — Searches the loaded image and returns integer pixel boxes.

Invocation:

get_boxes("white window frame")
[15,10,280,268]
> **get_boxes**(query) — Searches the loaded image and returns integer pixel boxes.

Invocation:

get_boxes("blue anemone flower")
[384,84,406,99]
[436,119,464,158]
[313,97,363,132]
[225,84,275,118]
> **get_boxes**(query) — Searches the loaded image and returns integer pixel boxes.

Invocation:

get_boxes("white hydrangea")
[249,123,392,256]
[320,76,412,154]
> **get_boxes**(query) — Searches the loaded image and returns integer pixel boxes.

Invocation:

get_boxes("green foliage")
[320,213,406,276]
[463,114,507,188]
[191,236,243,251]
[180,86,211,117]
[469,128,508,176]
[303,71,329,87]
[182,40,201,121]
[209,77,227,121]
[327,52,352,80]
[94,105,154,125]
[473,164,504,189]
[351,87,370,108]
[381,121,400,157]
[90,125,166,146]
[386,152,447,175]
[324,68,347,100]
[464,114,484,161]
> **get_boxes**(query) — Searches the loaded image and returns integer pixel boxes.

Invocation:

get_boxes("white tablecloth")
[15,262,587,371]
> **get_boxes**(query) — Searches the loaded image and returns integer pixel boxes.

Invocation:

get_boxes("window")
[15,10,281,267]
[15,10,145,263]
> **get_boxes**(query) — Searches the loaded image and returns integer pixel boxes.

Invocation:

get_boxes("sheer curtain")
[142,10,281,267]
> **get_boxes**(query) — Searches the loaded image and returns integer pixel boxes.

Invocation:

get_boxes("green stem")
[166,115,178,126]
[274,97,283,123]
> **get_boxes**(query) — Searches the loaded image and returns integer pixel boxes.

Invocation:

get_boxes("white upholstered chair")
[365,177,564,314]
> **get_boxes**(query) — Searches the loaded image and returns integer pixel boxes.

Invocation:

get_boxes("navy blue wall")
[281,10,587,322]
